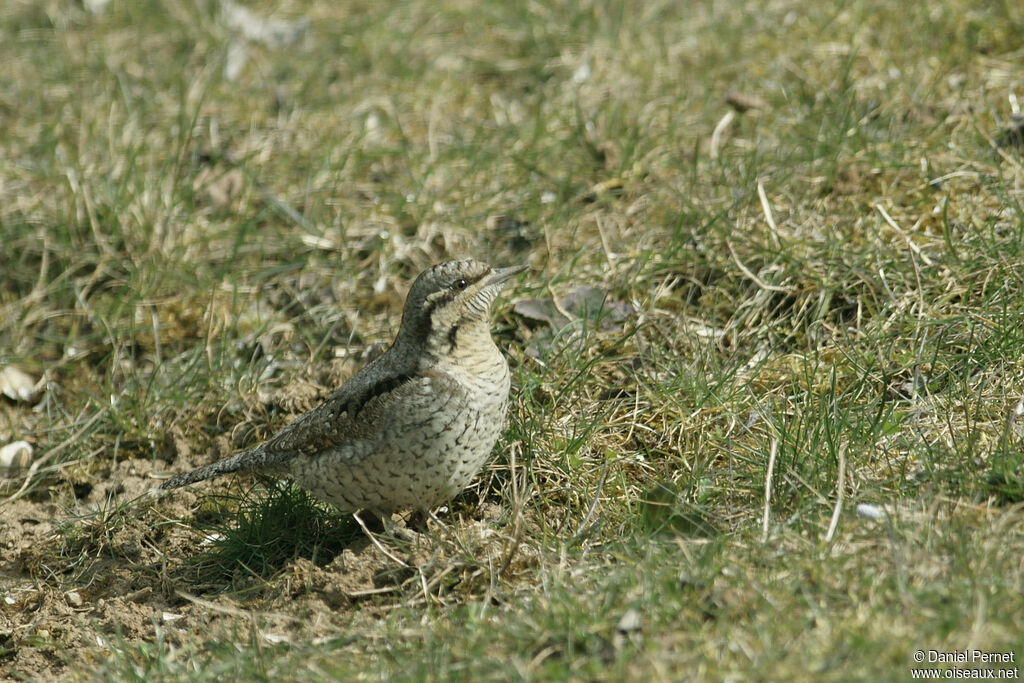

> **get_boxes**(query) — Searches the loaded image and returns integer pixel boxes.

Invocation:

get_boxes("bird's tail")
[160,449,260,490]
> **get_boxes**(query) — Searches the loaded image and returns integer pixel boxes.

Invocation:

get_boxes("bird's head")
[396,258,525,353]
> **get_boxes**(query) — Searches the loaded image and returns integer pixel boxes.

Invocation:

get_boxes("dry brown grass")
[2,0,1024,679]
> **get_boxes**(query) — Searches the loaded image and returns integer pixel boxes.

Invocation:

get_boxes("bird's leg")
[354,509,424,545]
[404,509,429,533]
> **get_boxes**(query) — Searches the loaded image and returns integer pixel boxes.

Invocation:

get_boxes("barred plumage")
[161,259,524,516]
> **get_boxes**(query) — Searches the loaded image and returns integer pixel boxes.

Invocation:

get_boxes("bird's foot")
[354,510,426,546]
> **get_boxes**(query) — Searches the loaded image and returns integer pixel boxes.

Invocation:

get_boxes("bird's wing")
[160,369,411,488]
[254,368,466,466]
[160,366,473,490]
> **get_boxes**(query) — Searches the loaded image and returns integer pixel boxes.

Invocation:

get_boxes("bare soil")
[1,410,518,680]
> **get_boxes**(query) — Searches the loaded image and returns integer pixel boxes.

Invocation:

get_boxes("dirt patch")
[1,442,525,680]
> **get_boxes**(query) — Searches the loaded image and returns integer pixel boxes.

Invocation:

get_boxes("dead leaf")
[514,286,634,331]
[725,91,768,113]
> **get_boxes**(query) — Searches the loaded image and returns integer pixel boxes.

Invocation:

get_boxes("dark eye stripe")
[422,269,492,318]
[424,289,457,316]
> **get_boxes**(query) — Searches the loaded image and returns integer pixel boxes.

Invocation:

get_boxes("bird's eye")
[452,278,469,291]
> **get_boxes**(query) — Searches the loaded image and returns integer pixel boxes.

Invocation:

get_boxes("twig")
[496,441,527,577]
[546,281,576,323]
[4,406,111,503]
[710,109,735,159]
[625,386,641,444]
[352,511,410,567]
[418,566,431,604]
[761,439,778,542]
[570,459,608,545]
[757,182,782,248]
[343,585,400,598]
[728,241,790,293]
[823,445,846,544]
[174,590,298,622]
[595,215,616,264]
[875,204,934,266]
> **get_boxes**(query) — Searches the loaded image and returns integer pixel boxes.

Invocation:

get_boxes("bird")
[161,258,526,526]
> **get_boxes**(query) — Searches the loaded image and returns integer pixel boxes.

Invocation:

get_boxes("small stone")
[0,441,32,470]
[856,503,887,520]
[0,366,36,402]
[616,608,642,633]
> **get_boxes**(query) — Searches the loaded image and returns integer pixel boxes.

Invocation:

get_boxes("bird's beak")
[484,264,528,288]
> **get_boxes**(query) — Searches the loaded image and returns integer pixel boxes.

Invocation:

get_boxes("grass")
[184,482,361,589]
[2,0,1024,680]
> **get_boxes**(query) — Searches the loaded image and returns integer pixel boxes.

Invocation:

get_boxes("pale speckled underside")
[288,365,510,512]
[160,258,520,514]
